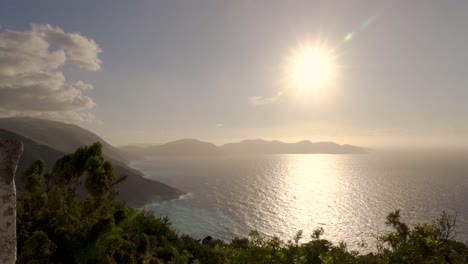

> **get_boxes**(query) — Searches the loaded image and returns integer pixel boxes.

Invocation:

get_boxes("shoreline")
[126,160,187,207]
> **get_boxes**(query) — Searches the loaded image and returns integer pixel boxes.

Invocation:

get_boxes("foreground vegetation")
[17,143,468,263]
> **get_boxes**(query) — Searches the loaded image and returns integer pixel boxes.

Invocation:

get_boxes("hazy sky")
[1,0,468,147]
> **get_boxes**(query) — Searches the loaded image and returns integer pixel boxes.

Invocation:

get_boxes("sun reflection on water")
[136,153,468,252]
[281,155,345,239]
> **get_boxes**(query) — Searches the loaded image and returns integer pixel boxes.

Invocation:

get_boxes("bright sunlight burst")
[285,43,336,93]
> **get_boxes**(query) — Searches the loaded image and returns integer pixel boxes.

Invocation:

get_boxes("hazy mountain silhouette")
[119,138,367,160]
[221,139,367,154]
[0,118,183,206]
[119,139,223,159]
[118,144,154,161]
[146,139,222,156]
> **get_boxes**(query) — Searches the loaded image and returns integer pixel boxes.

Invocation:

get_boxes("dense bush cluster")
[17,143,468,263]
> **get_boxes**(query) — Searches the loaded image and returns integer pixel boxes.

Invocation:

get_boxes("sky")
[1,0,468,148]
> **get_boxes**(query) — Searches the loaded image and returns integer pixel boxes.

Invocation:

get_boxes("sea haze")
[132,150,468,251]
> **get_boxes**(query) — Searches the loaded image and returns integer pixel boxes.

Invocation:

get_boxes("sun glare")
[286,43,336,93]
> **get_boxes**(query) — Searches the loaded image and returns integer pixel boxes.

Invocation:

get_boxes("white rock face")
[0,139,23,264]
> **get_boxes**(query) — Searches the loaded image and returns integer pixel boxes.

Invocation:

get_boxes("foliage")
[377,210,468,263]
[17,143,468,263]
[16,142,174,263]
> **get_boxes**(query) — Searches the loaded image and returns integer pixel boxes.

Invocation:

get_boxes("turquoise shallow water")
[132,151,468,251]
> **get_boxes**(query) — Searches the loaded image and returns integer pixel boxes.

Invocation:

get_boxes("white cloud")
[0,24,102,122]
[248,91,283,105]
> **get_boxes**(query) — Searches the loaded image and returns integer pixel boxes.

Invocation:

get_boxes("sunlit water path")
[132,151,468,251]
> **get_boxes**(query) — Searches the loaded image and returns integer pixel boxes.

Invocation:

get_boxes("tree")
[17,142,119,263]
[17,142,181,263]
[378,210,468,263]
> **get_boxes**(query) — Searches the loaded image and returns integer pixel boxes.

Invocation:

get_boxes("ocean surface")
[131,150,468,251]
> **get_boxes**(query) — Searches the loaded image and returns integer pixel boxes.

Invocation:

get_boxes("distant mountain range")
[0,117,367,206]
[221,139,367,155]
[0,117,183,207]
[119,139,222,160]
[119,138,367,160]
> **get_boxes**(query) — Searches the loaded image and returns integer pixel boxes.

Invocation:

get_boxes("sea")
[131,150,468,252]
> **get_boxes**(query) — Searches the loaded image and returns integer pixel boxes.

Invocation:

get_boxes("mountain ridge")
[0,117,184,206]
[119,138,367,160]
[0,117,128,164]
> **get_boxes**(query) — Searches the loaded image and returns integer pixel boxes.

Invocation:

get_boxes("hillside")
[0,119,184,206]
[0,117,128,164]
[0,128,65,190]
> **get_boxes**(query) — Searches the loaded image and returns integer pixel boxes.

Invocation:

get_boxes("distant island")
[119,138,367,160]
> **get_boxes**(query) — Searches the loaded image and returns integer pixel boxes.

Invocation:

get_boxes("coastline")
[125,159,186,207]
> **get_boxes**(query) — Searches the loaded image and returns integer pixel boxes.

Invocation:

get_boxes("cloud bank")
[0,24,102,122]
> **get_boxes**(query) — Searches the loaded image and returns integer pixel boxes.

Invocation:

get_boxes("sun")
[285,43,336,93]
